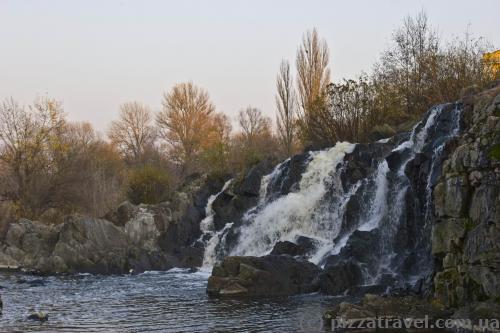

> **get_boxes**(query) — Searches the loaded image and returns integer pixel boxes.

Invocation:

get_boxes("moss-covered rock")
[431,83,500,311]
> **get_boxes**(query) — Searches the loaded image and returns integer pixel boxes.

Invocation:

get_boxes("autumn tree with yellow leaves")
[156,82,217,175]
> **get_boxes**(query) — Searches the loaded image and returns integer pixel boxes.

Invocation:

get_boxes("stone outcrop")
[323,294,451,329]
[0,175,227,274]
[432,84,500,308]
[270,236,318,257]
[321,83,500,323]
[207,255,321,297]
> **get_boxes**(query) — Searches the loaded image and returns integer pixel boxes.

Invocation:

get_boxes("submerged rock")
[27,311,49,322]
[207,255,321,297]
[16,278,46,287]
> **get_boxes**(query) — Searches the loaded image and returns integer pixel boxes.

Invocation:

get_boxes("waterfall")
[229,142,356,263]
[197,179,233,269]
[358,160,389,232]
[201,102,463,293]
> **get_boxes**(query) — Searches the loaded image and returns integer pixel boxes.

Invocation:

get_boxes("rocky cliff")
[206,83,500,303]
[432,85,500,307]
[0,175,227,274]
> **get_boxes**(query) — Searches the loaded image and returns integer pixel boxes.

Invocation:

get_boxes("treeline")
[0,12,497,223]
[0,87,278,221]
[290,12,496,148]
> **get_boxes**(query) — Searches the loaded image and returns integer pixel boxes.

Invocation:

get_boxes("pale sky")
[1,0,499,133]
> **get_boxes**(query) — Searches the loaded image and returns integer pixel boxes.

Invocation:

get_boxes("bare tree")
[296,29,331,114]
[108,102,156,162]
[238,106,271,145]
[275,60,297,156]
[231,107,276,170]
[157,82,215,174]
[375,11,439,116]
[0,97,66,217]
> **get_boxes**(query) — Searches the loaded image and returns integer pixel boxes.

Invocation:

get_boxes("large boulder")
[270,236,318,257]
[211,160,274,231]
[51,216,129,274]
[103,201,139,227]
[323,294,450,329]
[0,219,59,271]
[318,261,363,295]
[207,255,321,297]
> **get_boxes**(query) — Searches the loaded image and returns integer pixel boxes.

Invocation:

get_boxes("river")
[0,269,343,332]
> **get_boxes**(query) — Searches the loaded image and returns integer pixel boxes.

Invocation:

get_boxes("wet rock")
[270,241,300,256]
[342,143,392,186]
[211,160,275,233]
[239,160,274,197]
[207,255,321,297]
[386,150,404,172]
[318,261,363,295]
[17,278,46,287]
[27,312,49,322]
[323,294,450,329]
[274,153,309,196]
[269,236,317,257]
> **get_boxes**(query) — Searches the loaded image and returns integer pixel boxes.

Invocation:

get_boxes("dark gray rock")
[270,241,300,256]
[207,255,321,297]
[27,312,49,322]
[270,236,317,257]
[318,261,363,295]
[432,85,500,308]
[103,201,138,227]
[0,174,226,274]
[239,160,274,197]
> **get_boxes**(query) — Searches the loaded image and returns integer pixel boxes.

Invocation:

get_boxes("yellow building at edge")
[483,50,500,77]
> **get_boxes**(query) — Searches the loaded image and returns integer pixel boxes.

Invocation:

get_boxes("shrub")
[369,124,397,141]
[127,165,171,205]
[489,144,500,161]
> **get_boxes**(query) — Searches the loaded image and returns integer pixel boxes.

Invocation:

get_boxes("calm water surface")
[0,269,344,332]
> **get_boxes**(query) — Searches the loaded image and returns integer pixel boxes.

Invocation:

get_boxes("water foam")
[229,142,356,263]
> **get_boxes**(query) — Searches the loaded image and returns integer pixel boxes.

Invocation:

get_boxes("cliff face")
[432,84,500,307]
[205,84,500,304]
[0,175,226,274]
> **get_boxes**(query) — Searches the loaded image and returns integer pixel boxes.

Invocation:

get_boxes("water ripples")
[0,270,342,332]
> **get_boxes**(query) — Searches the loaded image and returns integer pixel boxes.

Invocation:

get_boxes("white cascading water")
[423,105,462,225]
[258,158,289,204]
[197,179,233,269]
[228,141,356,263]
[358,160,389,232]
[200,103,462,284]
[377,106,442,244]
